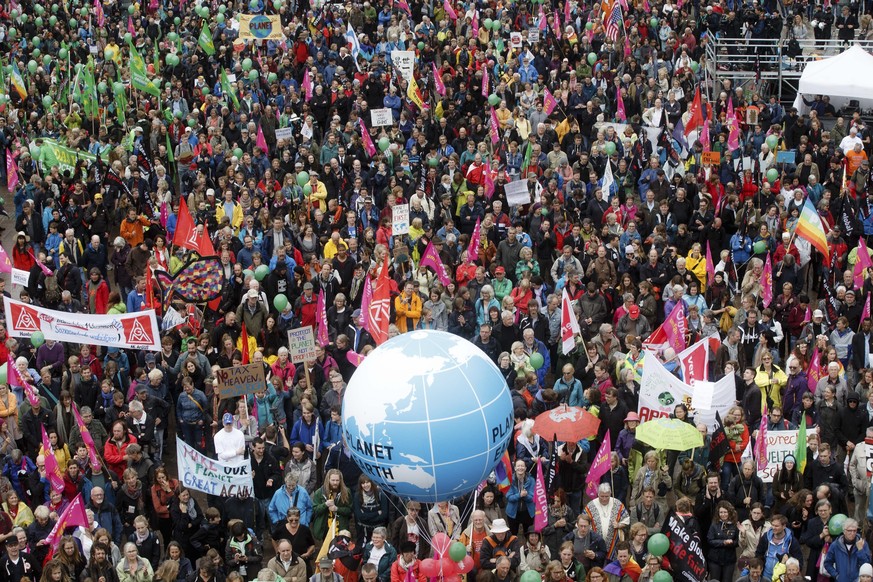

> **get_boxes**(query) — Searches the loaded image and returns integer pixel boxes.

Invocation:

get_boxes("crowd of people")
[2,0,873,581]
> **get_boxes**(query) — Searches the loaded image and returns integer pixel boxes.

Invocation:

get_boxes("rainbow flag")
[796,197,830,264]
[10,61,26,100]
[493,450,512,494]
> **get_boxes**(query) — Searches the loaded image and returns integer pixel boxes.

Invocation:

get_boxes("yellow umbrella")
[635,418,704,451]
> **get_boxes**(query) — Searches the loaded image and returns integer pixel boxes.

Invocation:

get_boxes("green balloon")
[766,168,779,183]
[650,17,658,27]
[254,264,270,281]
[51,4,59,12]
[9,9,17,18]
[124,33,133,44]
[49,16,57,26]
[417,41,425,50]
[647,534,670,557]
[27,60,37,74]
[113,82,124,93]
[128,4,135,13]
[652,572,672,582]
[829,514,848,536]
[166,54,180,66]
[6,28,14,39]
[690,61,699,72]
[296,171,310,187]
[585,21,594,30]
[32,48,41,58]
[58,47,67,60]
[448,542,467,562]
[273,0,281,8]
[79,6,88,16]
[41,95,52,108]
[273,294,289,311]
[248,70,259,81]
[98,81,108,94]
[42,55,51,67]
[243,269,253,280]
[766,134,779,149]
[378,137,390,152]
[520,571,540,582]
[168,31,179,41]
[34,5,44,14]
[30,331,45,348]
[268,72,277,83]
[233,147,243,159]
[752,240,768,254]
[35,18,43,28]
[219,5,226,12]
[216,13,225,22]
[242,58,253,71]
[529,352,544,370]
[488,94,500,106]
[174,16,181,24]
[483,18,493,28]
[604,141,616,156]
[428,157,439,167]
[70,19,78,28]
[31,36,40,47]
[249,0,259,9]
[303,183,312,195]
[0,363,6,385]
[491,19,501,30]
[588,52,596,65]
[188,118,197,127]
[201,87,210,95]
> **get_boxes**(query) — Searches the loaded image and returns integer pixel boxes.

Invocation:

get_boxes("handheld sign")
[701,151,721,165]
[287,326,318,364]
[215,362,266,400]
[393,203,410,235]
[176,437,254,497]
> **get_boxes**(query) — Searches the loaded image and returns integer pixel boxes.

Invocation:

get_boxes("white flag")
[560,288,581,355]
[601,160,615,199]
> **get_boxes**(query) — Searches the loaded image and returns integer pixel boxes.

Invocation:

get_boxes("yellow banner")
[238,14,284,40]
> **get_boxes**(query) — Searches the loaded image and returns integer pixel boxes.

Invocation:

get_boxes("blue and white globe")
[342,330,514,503]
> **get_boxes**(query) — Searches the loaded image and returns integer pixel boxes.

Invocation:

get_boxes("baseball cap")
[813,309,824,318]
[222,413,234,425]
[495,266,506,275]
[247,289,259,299]
[628,305,640,319]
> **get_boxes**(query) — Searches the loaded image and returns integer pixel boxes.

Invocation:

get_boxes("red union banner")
[4,297,160,351]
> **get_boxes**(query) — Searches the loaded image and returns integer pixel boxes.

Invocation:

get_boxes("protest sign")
[390,50,415,81]
[275,127,294,141]
[505,180,531,207]
[528,29,540,43]
[510,32,523,47]
[701,151,721,165]
[177,438,254,497]
[760,428,818,483]
[662,511,707,582]
[393,204,410,234]
[214,362,266,400]
[370,108,394,127]
[287,326,318,364]
[11,269,27,287]
[777,150,795,164]
[238,14,283,40]
[4,297,160,351]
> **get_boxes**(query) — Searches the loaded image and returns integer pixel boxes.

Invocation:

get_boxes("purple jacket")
[616,428,636,461]
[782,372,809,419]
[36,341,65,375]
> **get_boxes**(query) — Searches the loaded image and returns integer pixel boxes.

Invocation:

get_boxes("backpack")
[44,274,61,306]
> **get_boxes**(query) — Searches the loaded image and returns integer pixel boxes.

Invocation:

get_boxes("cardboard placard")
[287,326,317,364]
[215,362,266,400]
[393,203,410,235]
[505,179,531,207]
[701,151,721,165]
[370,108,394,127]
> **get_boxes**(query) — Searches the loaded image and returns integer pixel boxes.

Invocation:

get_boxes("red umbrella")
[532,405,601,442]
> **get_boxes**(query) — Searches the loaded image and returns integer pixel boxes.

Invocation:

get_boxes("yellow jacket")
[323,238,348,261]
[394,293,422,333]
[754,365,788,412]
[216,202,244,233]
[307,180,328,212]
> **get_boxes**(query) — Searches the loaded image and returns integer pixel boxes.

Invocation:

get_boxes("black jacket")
[250,452,282,500]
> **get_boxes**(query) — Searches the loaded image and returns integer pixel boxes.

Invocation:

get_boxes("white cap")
[813,309,824,318]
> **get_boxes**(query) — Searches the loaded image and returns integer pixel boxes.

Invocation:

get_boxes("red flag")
[256,125,269,155]
[807,347,822,393]
[361,125,376,157]
[316,289,329,346]
[662,302,688,352]
[543,88,557,116]
[239,322,251,364]
[41,425,65,494]
[561,288,581,355]
[368,257,391,345]
[684,87,704,137]
[677,335,712,384]
[762,253,773,308]
[143,267,154,311]
[199,223,216,256]
[585,432,611,497]
[72,405,102,473]
[173,197,199,250]
[705,241,715,286]
[44,494,89,547]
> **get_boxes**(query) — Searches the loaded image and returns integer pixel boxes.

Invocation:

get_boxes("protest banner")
[390,50,415,81]
[505,180,531,207]
[865,436,873,478]
[4,297,160,351]
[287,326,318,364]
[662,511,707,582]
[238,14,283,40]
[370,108,394,127]
[32,140,109,175]
[177,437,254,496]
[392,203,410,234]
[701,151,721,165]
[761,428,818,483]
[275,127,294,141]
[214,362,267,400]
[638,354,733,429]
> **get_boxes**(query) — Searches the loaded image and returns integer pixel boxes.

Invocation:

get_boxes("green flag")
[82,60,98,119]
[166,132,174,164]
[522,141,532,175]
[220,68,239,110]
[198,20,215,56]
[153,38,160,76]
[796,413,807,473]
[128,40,161,97]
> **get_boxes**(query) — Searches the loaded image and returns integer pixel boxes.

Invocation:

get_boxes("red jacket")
[103,434,138,478]
[88,279,110,314]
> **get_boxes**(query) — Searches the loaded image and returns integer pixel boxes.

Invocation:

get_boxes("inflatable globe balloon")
[343,330,514,502]
[829,513,848,536]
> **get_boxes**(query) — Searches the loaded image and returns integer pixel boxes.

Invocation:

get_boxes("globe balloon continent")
[342,330,514,503]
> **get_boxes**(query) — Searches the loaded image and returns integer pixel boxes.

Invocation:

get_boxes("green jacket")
[311,488,353,541]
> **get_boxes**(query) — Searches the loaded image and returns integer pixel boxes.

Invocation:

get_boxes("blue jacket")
[506,475,536,520]
[825,535,872,582]
[268,485,313,526]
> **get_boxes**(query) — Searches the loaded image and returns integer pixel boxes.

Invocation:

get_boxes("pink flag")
[432,63,446,97]
[94,0,105,27]
[489,107,500,145]
[159,201,168,229]
[533,458,548,531]
[360,276,373,334]
[552,10,562,38]
[6,149,18,192]
[564,0,571,21]
[761,253,773,308]
[543,88,557,116]
[561,287,581,355]
[755,407,768,471]
[42,425,65,494]
[807,348,822,393]
[585,432,611,498]
[864,293,871,321]
[72,405,102,473]
[8,354,39,407]
[727,98,741,151]
[443,0,457,20]
[420,241,451,286]
[678,334,712,384]
[662,301,688,353]
[256,125,269,154]
[44,494,89,548]
[347,351,366,367]
[468,217,481,263]
[705,241,715,286]
[29,250,53,276]
[855,238,873,290]
[395,0,411,14]
[537,4,548,30]
[624,38,632,58]
[0,245,11,274]
[484,161,495,200]
[316,289,329,346]
[361,125,377,157]
[481,69,489,98]
[472,10,479,37]
[701,119,711,152]
[615,87,626,121]
[302,69,313,102]
[127,16,136,36]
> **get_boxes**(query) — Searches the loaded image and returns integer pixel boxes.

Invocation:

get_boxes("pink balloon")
[444,576,461,582]
[459,556,474,574]
[420,559,440,578]
[431,533,451,556]
[441,556,458,576]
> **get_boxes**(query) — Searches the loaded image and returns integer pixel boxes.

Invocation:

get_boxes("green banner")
[128,41,161,97]
[32,140,109,175]
[198,20,215,56]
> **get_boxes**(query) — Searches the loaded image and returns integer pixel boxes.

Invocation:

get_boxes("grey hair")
[598,483,612,495]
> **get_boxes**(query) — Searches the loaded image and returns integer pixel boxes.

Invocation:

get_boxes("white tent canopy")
[794,45,873,113]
